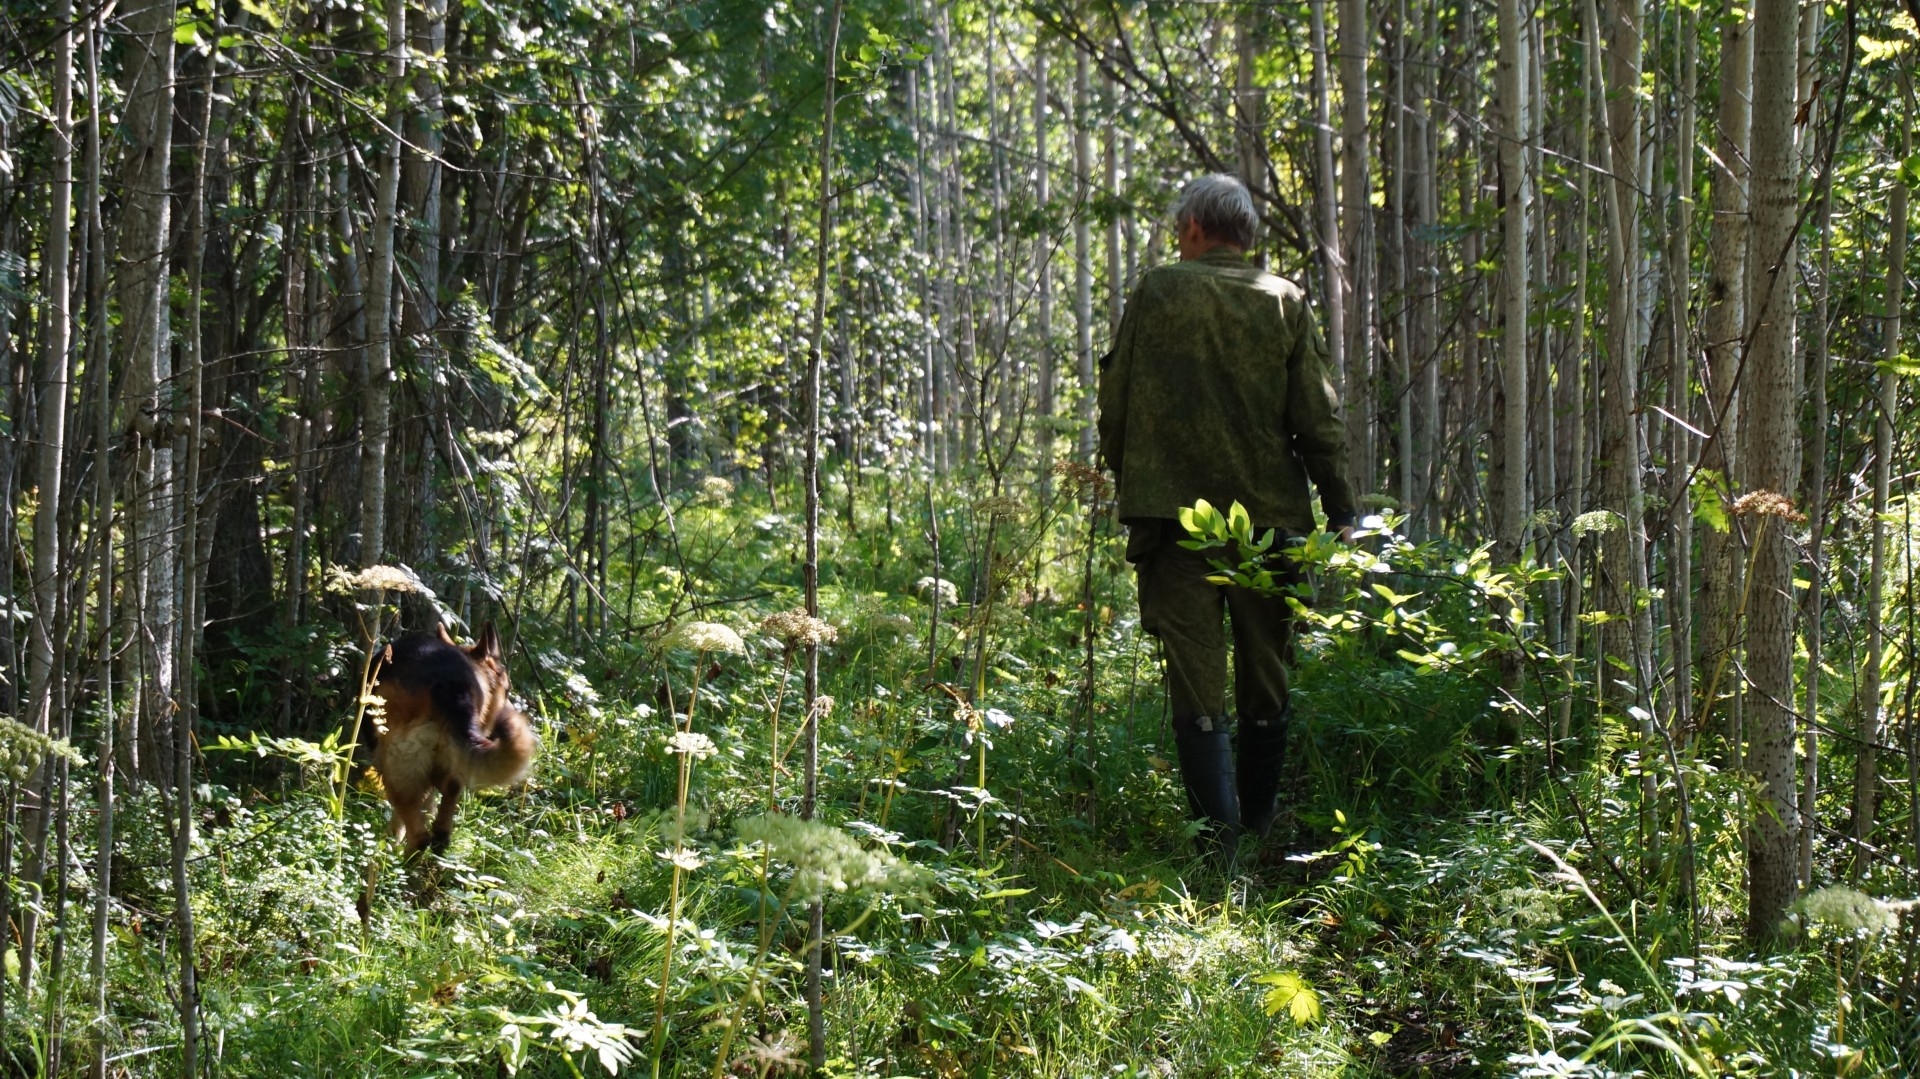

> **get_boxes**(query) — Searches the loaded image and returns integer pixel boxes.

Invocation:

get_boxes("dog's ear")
[472,621,502,662]
[436,623,458,647]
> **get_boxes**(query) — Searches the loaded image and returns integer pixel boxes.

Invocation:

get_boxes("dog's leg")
[388,787,432,855]
[429,781,463,853]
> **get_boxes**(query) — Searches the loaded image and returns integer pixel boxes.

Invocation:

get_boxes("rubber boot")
[1236,704,1291,843]
[1174,720,1242,868]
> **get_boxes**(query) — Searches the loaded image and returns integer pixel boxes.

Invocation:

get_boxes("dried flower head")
[759,608,840,651]
[667,730,717,759]
[1731,489,1806,523]
[1571,510,1625,538]
[661,621,746,655]
[1051,460,1109,495]
[809,695,836,721]
[741,1030,805,1074]
[914,576,960,606]
[974,495,1023,519]
[734,814,929,901]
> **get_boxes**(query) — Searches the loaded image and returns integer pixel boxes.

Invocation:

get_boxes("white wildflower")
[1570,510,1624,538]
[656,847,706,872]
[662,620,746,655]
[735,814,929,901]
[667,730,717,759]
[697,475,735,505]
[914,577,960,606]
[324,563,431,595]
[1796,885,1897,935]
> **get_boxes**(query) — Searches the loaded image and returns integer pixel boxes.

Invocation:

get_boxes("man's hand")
[1337,525,1355,544]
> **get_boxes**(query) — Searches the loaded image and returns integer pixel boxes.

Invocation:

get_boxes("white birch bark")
[362,0,407,567]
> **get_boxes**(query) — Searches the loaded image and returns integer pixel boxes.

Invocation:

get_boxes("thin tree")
[1310,0,1348,420]
[1496,0,1530,563]
[1857,71,1909,875]
[803,4,844,1068]
[1338,0,1374,490]
[1740,0,1803,941]
[362,0,407,567]
[18,0,76,998]
[1698,5,1751,741]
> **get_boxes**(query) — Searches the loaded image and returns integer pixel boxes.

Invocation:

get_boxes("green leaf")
[978,888,1032,900]
[1227,500,1251,540]
[1371,583,1419,607]
[1874,352,1920,378]
[236,0,282,28]
[1254,971,1322,1025]
[1693,483,1729,533]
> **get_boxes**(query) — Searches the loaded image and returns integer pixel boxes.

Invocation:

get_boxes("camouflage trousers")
[1126,517,1300,739]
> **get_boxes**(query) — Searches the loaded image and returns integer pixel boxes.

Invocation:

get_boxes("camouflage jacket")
[1097,247,1357,534]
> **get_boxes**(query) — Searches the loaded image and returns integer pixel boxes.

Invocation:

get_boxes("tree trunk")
[1310,0,1349,447]
[362,0,407,567]
[1496,0,1529,562]
[804,7,843,1069]
[1857,74,1909,873]
[1740,0,1802,941]
[1698,7,1750,742]
[1073,50,1094,461]
[117,0,178,785]
[1338,0,1374,493]
[1033,47,1053,488]
[19,0,77,998]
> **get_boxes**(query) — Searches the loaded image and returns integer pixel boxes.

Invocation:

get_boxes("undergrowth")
[8,472,1916,1077]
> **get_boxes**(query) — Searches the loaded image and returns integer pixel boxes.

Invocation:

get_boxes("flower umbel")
[656,847,707,872]
[1796,885,1897,935]
[974,495,1023,519]
[734,814,928,901]
[1570,510,1625,538]
[666,730,717,759]
[325,563,432,595]
[914,576,960,606]
[759,609,839,652]
[661,620,746,655]
[1731,489,1806,523]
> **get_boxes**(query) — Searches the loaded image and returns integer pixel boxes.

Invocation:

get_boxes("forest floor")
[79,481,1917,1077]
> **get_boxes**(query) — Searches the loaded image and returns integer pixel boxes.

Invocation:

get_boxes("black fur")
[381,632,492,746]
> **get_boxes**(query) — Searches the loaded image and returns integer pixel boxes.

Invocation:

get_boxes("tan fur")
[371,623,537,854]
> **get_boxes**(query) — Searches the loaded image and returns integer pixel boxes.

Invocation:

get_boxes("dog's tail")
[462,707,538,789]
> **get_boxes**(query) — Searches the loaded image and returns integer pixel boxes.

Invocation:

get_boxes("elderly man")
[1097,173,1356,864]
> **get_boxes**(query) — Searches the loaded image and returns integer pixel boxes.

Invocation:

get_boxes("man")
[1097,173,1356,864]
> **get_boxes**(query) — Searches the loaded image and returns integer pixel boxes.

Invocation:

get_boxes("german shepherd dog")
[371,622,537,854]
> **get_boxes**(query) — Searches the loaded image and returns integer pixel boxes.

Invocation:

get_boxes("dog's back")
[372,622,536,852]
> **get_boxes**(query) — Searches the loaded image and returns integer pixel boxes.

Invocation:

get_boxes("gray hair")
[1170,173,1259,250]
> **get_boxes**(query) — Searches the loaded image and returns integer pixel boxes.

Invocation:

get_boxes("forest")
[0,0,1917,1072]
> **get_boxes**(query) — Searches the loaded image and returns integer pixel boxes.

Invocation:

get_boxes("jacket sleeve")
[1283,295,1359,529]
[1097,279,1146,476]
